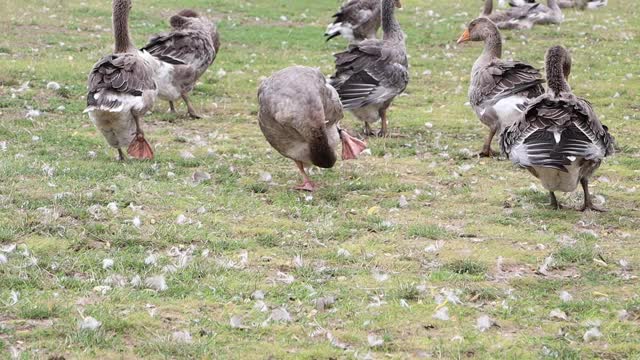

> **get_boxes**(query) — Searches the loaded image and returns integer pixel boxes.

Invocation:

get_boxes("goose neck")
[113,0,134,53]
[482,0,493,16]
[482,32,502,59]
[382,0,402,42]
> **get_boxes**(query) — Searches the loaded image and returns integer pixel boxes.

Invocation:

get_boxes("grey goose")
[85,0,163,160]
[258,66,366,192]
[143,9,220,119]
[330,0,408,137]
[325,0,388,43]
[501,46,614,211]
[457,18,544,157]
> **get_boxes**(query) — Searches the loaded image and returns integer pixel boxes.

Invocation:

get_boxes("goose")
[523,0,564,25]
[258,66,367,192]
[143,9,220,119]
[501,46,614,211]
[510,0,607,9]
[457,18,544,157]
[325,0,383,43]
[480,0,539,30]
[85,0,160,160]
[330,0,408,137]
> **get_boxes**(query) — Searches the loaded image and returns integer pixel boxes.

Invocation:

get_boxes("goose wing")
[86,53,156,110]
[330,40,408,109]
[143,29,215,69]
[472,60,544,107]
[501,95,614,171]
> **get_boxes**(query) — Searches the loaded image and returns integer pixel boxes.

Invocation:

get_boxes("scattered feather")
[538,255,554,275]
[617,310,629,321]
[559,291,573,302]
[259,172,272,182]
[327,332,350,350]
[583,327,602,342]
[47,81,61,90]
[270,308,292,322]
[475,315,495,332]
[145,275,168,292]
[93,285,111,295]
[192,171,211,184]
[103,274,127,288]
[102,258,114,269]
[0,244,16,253]
[230,315,248,329]
[144,254,158,266]
[367,334,384,347]
[315,296,336,311]
[172,331,193,343]
[79,316,102,330]
[337,248,351,257]
[252,290,265,300]
[130,275,142,287]
[253,300,268,312]
[372,269,389,282]
[550,309,568,321]
[275,271,295,284]
[432,306,450,321]
[7,290,19,306]
[181,151,195,160]
[399,195,409,208]
[107,202,119,215]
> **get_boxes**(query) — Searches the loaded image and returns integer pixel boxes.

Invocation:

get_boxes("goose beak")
[457,29,471,44]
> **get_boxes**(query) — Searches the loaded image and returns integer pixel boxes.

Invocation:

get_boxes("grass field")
[1,0,639,358]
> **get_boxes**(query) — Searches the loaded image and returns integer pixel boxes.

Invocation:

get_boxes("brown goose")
[258,66,366,192]
[457,18,544,157]
[325,0,381,43]
[519,0,564,25]
[481,0,539,30]
[143,9,220,118]
[85,0,159,160]
[511,0,607,9]
[501,46,614,211]
[330,0,408,137]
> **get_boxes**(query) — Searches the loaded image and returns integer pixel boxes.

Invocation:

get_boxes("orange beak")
[457,29,471,44]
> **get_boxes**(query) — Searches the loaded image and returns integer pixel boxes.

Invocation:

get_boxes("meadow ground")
[0,0,639,358]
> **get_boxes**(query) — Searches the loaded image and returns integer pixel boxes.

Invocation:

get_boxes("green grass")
[1,0,639,358]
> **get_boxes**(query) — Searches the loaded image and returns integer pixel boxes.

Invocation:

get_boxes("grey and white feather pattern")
[501,94,614,172]
[325,0,381,43]
[330,39,409,110]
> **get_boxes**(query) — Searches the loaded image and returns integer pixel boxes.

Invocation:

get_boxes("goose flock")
[86,0,614,212]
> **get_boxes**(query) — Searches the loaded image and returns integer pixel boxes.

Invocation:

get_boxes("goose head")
[170,9,200,29]
[457,18,499,44]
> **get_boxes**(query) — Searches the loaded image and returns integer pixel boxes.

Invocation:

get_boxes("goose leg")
[293,161,316,192]
[182,93,202,119]
[479,127,499,157]
[378,108,388,138]
[169,101,176,114]
[364,123,375,137]
[117,148,126,161]
[580,178,607,212]
[549,191,562,210]
[127,112,154,160]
